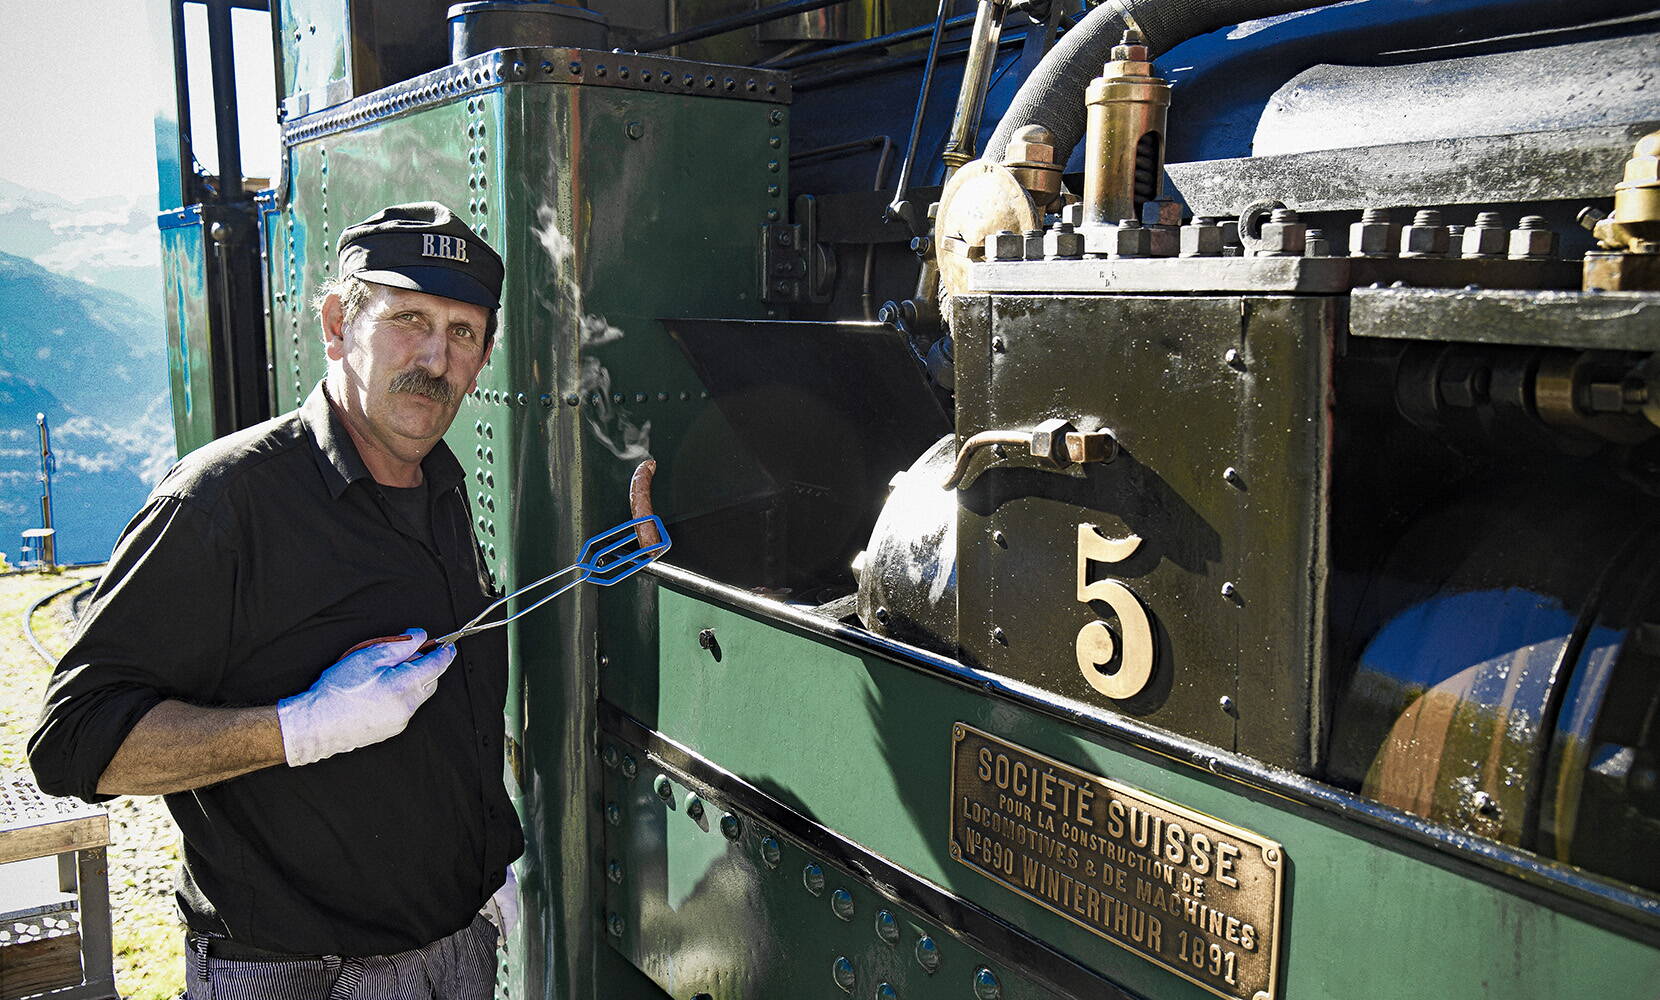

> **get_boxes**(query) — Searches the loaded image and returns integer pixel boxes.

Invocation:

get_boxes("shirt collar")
[300,382,467,499]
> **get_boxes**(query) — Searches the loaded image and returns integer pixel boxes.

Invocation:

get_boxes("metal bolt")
[760,836,782,868]
[1509,216,1557,259]
[698,628,717,650]
[653,774,675,805]
[1258,208,1307,256]
[832,956,857,993]
[607,912,624,937]
[831,888,855,921]
[915,935,941,973]
[1223,467,1245,488]
[602,745,620,768]
[803,863,826,895]
[685,794,705,822]
[1022,229,1046,261]
[1219,695,1235,715]
[1401,209,1449,257]
[875,909,900,945]
[992,531,1007,547]
[1350,209,1397,257]
[1180,217,1224,257]
[986,230,1024,262]
[605,801,621,825]
[1042,221,1084,260]
[874,606,891,625]
[1305,228,1330,257]
[620,754,638,779]
[1110,219,1152,258]
[992,627,1007,645]
[1464,212,1508,258]
[1221,581,1239,600]
[972,968,1003,1000]
[910,235,933,256]
[607,859,624,884]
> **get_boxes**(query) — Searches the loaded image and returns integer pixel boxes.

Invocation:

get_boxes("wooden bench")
[0,772,116,1000]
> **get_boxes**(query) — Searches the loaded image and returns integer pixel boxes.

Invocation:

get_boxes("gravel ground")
[0,568,184,999]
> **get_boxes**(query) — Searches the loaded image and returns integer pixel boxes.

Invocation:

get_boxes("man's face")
[323,282,492,467]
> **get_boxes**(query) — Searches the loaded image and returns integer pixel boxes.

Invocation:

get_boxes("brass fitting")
[1589,130,1660,254]
[1082,30,1171,229]
[1002,125,1064,211]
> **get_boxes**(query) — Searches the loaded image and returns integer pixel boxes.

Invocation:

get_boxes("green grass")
[1,568,185,998]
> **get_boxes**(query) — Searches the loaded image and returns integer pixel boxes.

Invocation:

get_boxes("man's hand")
[276,629,456,767]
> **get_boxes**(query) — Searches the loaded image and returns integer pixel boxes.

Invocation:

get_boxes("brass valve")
[1587,130,1660,254]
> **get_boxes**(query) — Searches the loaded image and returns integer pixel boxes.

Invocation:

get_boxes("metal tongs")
[434,513,670,647]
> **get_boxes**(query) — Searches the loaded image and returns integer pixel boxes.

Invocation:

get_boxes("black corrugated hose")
[982,0,1339,166]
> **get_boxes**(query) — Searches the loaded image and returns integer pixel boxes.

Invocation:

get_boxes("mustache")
[387,368,455,405]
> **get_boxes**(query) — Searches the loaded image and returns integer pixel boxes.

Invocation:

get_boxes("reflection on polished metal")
[950,724,1286,1000]
[1082,30,1171,230]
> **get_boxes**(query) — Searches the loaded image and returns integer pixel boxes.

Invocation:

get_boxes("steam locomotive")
[156,0,1660,995]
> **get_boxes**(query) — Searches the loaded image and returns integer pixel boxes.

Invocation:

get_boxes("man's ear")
[321,294,346,360]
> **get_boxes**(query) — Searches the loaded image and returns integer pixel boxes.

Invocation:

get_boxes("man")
[29,203,523,997]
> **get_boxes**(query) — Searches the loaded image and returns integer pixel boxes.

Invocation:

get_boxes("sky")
[0,0,278,208]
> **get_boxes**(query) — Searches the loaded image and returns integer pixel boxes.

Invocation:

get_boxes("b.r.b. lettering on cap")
[422,234,470,263]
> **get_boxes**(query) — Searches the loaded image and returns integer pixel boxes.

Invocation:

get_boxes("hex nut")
[1508,225,1558,259]
[1257,219,1307,256]
[1060,202,1085,227]
[1023,229,1046,261]
[1180,219,1224,257]
[1005,126,1056,168]
[1462,226,1507,257]
[1141,198,1183,228]
[985,230,1024,262]
[1112,221,1152,258]
[1401,222,1450,257]
[1305,228,1330,257]
[1349,219,1397,257]
[1042,223,1084,260]
[1029,418,1077,465]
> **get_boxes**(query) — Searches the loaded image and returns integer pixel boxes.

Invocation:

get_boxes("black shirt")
[28,385,524,956]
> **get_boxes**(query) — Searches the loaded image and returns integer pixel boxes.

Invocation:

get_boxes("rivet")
[605,801,621,825]
[875,607,890,625]
[972,967,1002,1000]
[766,209,780,221]
[602,744,619,768]
[876,985,897,1000]
[1219,695,1236,715]
[1224,347,1244,370]
[564,393,579,406]
[620,755,638,779]
[685,794,705,821]
[831,888,855,921]
[803,863,825,895]
[607,859,624,884]
[516,392,527,406]
[992,627,1007,645]
[767,184,780,197]
[992,531,1007,547]
[991,337,1006,353]
[607,912,624,937]
[875,909,900,945]
[698,628,718,650]
[769,109,784,124]
[595,64,606,76]
[720,812,742,840]
[1223,467,1245,488]
[626,121,644,140]
[768,159,780,172]
[619,66,630,79]
[1221,581,1239,600]
[915,935,941,973]
[653,774,675,807]
[760,836,781,868]
[832,956,856,993]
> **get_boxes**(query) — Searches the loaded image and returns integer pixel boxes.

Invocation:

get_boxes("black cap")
[337,202,503,309]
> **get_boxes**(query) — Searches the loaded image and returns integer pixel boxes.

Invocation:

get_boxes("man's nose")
[412,330,449,375]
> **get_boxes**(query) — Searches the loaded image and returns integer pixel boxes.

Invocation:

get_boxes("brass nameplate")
[949,724,1284,1000]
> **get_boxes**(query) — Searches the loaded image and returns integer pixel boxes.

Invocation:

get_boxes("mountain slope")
[0,249,170,424]
[0,179,162,307]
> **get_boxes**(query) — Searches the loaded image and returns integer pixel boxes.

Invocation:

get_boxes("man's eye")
[453,327,477,340]
[397,312,421,322]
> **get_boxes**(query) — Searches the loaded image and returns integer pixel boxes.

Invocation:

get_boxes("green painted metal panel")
[600,583,1660,999]
[277,66,786,997]
[278,0,351,105]
[161,211,218,456]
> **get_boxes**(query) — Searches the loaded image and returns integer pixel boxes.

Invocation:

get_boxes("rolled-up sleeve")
[29,494,236,802]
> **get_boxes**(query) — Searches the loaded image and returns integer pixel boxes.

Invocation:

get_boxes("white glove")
[483,866,520,941]
[276,629,456,767]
